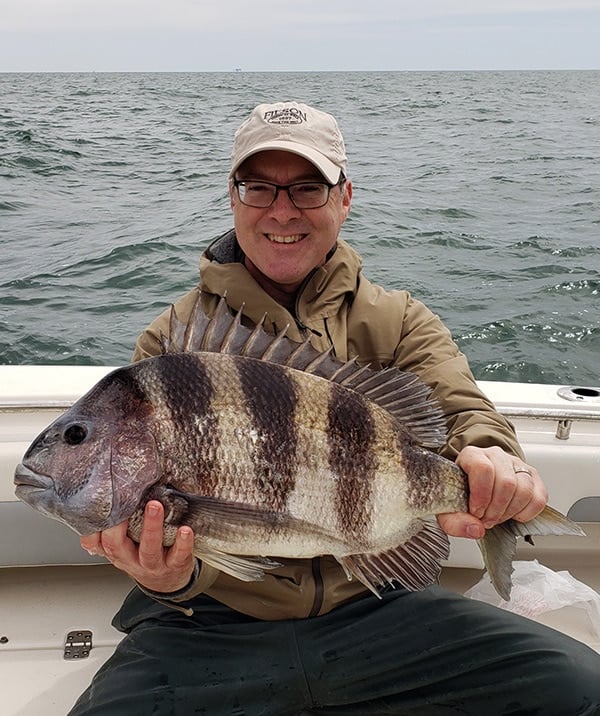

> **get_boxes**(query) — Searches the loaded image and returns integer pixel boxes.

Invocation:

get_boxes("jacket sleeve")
[390,294,524,461]
[130,288,212,362]
[136,558,221,613]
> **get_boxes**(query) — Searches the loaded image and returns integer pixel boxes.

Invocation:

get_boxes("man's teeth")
[267,234,304,244]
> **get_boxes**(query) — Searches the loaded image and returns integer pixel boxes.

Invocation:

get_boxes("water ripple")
[1,69,599,385]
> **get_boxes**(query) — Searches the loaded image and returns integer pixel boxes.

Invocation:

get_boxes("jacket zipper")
[293,270,323,339]
[308,556,324,617]
[292,269,334,618]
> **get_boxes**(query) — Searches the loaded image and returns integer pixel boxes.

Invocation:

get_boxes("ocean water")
[1,70,599,386]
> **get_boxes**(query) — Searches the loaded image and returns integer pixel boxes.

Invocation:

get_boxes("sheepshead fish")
[14,294,584,600]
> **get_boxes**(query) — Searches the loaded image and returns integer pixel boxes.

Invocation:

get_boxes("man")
[71,102,600,715]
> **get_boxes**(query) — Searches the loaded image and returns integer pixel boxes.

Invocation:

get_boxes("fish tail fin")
[478,505,585,601]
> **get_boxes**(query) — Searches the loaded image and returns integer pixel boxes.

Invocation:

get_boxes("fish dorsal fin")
[338,519,450,597]
[160,292,447,448]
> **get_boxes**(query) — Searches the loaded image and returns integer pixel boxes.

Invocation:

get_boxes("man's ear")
[341,179,353,217]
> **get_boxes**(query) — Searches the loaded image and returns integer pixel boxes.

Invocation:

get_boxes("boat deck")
[2,527,599,716]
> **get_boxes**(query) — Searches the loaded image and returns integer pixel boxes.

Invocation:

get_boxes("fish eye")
[63,423,88,446]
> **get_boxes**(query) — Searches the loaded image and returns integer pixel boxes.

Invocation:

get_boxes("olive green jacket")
[132,229,524,620]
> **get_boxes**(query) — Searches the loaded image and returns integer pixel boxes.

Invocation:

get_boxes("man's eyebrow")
[238,172,326,183]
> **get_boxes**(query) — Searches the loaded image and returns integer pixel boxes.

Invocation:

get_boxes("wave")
[2,69,599,384]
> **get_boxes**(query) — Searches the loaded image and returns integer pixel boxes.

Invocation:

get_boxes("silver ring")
[513,465,533,476]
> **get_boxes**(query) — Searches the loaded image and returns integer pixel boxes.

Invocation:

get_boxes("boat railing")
[498,406,600,440]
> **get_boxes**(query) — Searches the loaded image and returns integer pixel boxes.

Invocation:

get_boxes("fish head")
[14,367,160,535]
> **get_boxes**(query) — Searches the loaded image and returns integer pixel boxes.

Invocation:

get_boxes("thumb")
[437,512,485,540]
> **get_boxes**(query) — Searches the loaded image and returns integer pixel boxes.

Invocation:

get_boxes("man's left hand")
[437,445,548,539]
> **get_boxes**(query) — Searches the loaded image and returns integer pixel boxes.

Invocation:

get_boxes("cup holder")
[557,386,600,403]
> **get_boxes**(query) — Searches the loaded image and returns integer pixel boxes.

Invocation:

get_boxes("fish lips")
[14,463,55,501]
[14,463,101,535]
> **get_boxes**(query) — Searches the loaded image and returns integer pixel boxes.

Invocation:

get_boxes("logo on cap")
[264,108,307,125]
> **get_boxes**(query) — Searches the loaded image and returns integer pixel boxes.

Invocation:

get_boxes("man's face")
[230,150,352,293]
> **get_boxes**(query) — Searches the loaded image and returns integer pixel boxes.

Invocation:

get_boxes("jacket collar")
[199,229,362,337]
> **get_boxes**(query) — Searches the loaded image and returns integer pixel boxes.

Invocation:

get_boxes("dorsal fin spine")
[163,292,447,449]
[260,326,291,361]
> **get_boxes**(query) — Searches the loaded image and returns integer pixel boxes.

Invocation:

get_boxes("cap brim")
[230,140,342,184]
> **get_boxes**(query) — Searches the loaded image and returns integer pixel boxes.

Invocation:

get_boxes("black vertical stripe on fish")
[140,354,221,491]
[327,382,377,544]
[235,357,298,511]
[400,441,463,514]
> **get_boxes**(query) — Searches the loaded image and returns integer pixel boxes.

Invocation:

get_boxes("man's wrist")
[136,558,201,600]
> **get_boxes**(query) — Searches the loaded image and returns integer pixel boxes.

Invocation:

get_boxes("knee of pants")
[534,647,600,715]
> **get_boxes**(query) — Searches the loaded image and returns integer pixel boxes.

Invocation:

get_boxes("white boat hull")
[1,365,599,714]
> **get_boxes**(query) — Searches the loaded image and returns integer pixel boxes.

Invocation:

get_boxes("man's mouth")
[266,233,305,244]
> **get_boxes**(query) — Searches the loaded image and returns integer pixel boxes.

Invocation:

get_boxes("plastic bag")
[465,559,600,640]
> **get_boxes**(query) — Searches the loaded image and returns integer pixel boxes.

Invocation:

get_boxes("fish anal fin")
[338,519,450,596]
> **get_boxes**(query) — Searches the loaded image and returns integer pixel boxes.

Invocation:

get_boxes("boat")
[1,364,599,714]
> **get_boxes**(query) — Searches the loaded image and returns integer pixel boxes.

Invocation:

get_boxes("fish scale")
[13,293,586,600]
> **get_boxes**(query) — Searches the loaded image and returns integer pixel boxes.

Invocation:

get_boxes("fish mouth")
[14,463,54,498]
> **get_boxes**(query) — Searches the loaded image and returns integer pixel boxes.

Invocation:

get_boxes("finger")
[100,520,137,566]
[165,526,195,570]
[479,470,520,528]
[137,501,167,569]
[455,447,495,519]
[503,468,548,523]
[80,532,104,557]
[437,512,485,539]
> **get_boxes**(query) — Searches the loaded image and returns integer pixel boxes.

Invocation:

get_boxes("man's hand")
[80,500,196,593]
[438,445,548,539]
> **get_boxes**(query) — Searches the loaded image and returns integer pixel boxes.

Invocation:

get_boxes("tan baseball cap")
[230,101,347,184]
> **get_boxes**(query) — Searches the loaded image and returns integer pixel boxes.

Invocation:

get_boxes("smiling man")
[230,150,351,306]
[227,103,353,308]
[70,102,600,716]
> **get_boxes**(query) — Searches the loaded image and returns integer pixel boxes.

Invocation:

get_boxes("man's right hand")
[80,500,196,593]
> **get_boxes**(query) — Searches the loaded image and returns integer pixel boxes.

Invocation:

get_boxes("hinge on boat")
[64,630,93,660]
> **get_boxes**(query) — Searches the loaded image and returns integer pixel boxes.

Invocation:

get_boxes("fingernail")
[85,548,97,556]
[467,525,484,539]
[147,503,160,516]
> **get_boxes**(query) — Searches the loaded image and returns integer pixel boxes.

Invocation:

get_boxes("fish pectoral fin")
[168,489,340,542]
[168,489,289,529]
[479,504,585,601]
[194,544,280,582]
[337,519,450,598]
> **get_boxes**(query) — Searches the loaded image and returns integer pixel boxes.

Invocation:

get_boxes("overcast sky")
[1,0,599,73]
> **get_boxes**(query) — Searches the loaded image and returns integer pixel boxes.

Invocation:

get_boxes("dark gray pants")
[69,585,600,715]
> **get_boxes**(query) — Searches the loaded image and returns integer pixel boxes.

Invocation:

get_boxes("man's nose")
[267,188,302,220]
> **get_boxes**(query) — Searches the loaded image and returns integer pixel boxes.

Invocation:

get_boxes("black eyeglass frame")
[232,176,346,209]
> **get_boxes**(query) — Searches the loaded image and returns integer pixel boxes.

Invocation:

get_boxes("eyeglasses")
[233,178,344,209]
